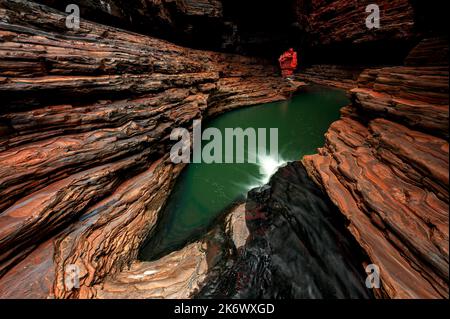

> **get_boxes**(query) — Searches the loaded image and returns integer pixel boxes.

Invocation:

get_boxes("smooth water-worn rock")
[197,162,373,299]
[96,233,228,299]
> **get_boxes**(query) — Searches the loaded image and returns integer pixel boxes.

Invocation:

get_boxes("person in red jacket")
[279,48,298,79]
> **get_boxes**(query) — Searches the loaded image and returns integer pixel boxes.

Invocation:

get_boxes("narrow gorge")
[0,0,448,300]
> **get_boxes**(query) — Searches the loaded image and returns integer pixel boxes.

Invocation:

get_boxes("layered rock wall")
[34,0,225,47]
[0,0,447,300]
[0,0,300,298]
[303,38,449,299]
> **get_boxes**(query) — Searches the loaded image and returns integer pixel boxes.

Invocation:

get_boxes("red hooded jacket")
[279,49,298,76]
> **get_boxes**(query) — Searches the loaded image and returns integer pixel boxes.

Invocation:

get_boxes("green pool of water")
[140,85,349,260]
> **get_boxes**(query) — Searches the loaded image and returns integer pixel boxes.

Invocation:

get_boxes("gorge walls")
[303,38,449,298]
[298,1,449,298]
[0,0,300,298]
[0,0,447,299]
[33,0,446,65]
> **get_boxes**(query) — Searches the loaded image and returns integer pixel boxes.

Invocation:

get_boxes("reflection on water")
[140,85,349,260]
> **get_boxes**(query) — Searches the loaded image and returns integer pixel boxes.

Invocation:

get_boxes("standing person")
[279,48,298,80]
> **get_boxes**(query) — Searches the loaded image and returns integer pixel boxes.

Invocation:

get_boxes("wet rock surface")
[197,162,373,299]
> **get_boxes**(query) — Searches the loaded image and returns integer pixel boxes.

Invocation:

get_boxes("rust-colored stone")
[0,0,301,299]
[303,39,449,299]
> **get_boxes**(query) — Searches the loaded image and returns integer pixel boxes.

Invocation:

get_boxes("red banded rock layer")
[0,91,207,212]
[295,65,365,90]
[307,0,416,46]
[303,44,449,298]
[52,157,180,299]
[0,156,182,299]
[0,1,296,110]
[352,66,449,138]
[0,0,301,298]
[0,88,201,151]
[182,0,223,17]
[95,225,230,299]
[303,117,448,299]
[206,77,303,117]
[34,0,224,41]
[96,203,249,299]
[95,242,211,299]
[405,37,449,67]
[0,150,153,276]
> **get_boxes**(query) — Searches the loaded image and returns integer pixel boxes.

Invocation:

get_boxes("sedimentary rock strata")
[0,0,300,298]
[96,220,231,299]
[0,156,180,298]
[34,0,224,46]
[97,242,213,299]
[405,37,449,67]
[303,38,449,299]
[353,66,449,138]
[296,65,365,90]
[0,0,447,300]
[306,0,416,46]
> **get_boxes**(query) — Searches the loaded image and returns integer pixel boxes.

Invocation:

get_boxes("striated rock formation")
[296,65,365,90]
[294,0,447,66]
[33,0,300,56]
[351,66,448,138]
[97,242,213,299]
[96,202,249,299]
[405,37,449,67]
[95,224,230,299]
[0,156,182,298]
[303,38,449,299]
[0,0,447,300]
[30,0,447,64]
[0,0,301,298]
[306,0,416,46]
[34,0,225,48]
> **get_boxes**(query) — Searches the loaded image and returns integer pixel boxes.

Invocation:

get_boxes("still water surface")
[140,86,349,260]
